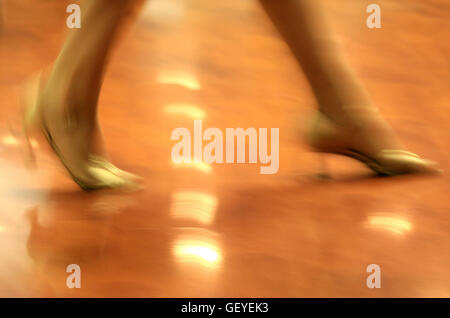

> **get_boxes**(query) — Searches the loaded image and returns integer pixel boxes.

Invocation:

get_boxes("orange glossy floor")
[0,0,449,297]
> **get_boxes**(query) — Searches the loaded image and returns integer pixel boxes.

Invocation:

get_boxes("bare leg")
[260,0,438,174]
[42,0,144,156]
[30,0,145,189]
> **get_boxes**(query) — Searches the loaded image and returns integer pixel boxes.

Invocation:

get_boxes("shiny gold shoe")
[21,73,143,191]
[305,112,441,176]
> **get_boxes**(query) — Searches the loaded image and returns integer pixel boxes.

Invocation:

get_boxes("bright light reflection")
[158,72,200,90]
[163,103,206,120]
[174,244,220,263]
[170,160,212,173]
[2,135,19,146]
[142,0,186,21]
[170,191,217,225]
[2,135,38,147]
[173,239,222,269]
[367,215,412,235]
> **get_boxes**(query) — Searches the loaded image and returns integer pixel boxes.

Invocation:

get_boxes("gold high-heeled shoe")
[21,74,142,191]
[305,111,441,176]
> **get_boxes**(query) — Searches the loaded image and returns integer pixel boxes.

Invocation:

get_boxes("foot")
[23,71,142,191]
[306,108,441,175]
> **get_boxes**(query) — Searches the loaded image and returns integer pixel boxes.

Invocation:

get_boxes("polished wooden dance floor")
[0,0,449,297]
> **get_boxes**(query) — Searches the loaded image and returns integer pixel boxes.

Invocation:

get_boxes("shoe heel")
[22,107,37,167]
[20,74,43,167]
[315,153,331,180]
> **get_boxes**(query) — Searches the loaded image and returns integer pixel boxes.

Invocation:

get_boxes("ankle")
[320,103,378,123]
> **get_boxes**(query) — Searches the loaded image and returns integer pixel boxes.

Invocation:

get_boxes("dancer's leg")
[260,0,374,121]
[42,0,144,156]
[260,0,438,174]
[31,0,145,189]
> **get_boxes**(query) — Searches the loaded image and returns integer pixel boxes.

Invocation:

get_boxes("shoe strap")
[379,149,420,158]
